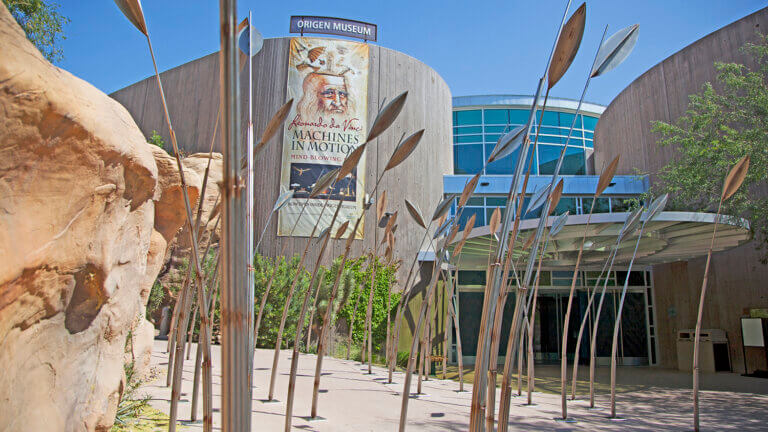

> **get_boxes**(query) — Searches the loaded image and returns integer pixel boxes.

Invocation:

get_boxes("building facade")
[443,95,662,367]
[594,6,768,373]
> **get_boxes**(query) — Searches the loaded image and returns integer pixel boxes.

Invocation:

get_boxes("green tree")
[650,33,768,260]
[3,0,69,63]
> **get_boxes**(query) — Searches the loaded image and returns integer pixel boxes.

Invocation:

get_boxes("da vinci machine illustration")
[278,37,370,238]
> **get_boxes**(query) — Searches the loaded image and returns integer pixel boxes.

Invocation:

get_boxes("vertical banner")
[278,37,369,239]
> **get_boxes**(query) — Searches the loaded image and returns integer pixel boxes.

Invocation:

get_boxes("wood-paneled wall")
[594,7,768,372]
[110,38,453,286]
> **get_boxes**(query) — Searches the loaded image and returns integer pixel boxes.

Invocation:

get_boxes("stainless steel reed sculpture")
[692,155,749,431]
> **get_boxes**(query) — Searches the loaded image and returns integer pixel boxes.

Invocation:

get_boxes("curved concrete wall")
[111,37,453,284]
[593,8,768,372]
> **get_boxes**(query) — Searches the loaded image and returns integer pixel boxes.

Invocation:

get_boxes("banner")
[277,37,369,239]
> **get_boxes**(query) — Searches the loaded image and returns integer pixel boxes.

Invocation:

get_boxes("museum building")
[441,7,768,374]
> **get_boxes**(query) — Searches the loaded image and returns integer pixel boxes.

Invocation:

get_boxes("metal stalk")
[218,1,250,429]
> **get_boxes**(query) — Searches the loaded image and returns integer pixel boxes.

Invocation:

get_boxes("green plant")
[650,33,768,260]
[250,253,311,348]
[336,255,400,353]
[148,130,165,150]
[3,0,68,63]
[112,361,151,430]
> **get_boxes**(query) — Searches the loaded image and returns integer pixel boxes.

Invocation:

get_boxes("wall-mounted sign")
[289,16,377,42]
[277,37,370,239]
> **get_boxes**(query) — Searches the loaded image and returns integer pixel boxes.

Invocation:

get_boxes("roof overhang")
[449,211,751,270]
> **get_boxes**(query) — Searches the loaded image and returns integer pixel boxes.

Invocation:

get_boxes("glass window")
[485,145,537,176]
[538,144,561,175]
[485,207,506,224]
[582,197,610,214]
[454,134,483,144]
[559,112,576,128]
[536,270,552,286]
[561,147,586,175]
[584,138,593,148]
[466,197,484,206]
[458,207,484,230]
[486,197,507,207]
[520,196,541,219]
[616,271,646,286]
[554,197,577,216]
[509,109,529,125]
[458,270,486,285]
[582,115,599,131]
[611,197,634,213]
[455,126,483,135]
[484,125,508,133]
[455,110,482,126]
[485,134,502,144]
[542,110,560,127]
[484,109,510,125]
[454,144,484,174]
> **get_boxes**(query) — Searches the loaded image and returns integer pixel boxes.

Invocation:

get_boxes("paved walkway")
[143,340,768,431]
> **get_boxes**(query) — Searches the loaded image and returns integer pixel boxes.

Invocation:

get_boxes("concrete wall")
[110,38,453,285]
[594,7,768,372]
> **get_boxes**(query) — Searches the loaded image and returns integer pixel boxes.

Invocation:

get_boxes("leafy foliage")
[3,0,69,63]
[336,255,400,353]
[148,130,165,149]
[649,33,768,260]
[112,361,150,430]
[251,253,311,348]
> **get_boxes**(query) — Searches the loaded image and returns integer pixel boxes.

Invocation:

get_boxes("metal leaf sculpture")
[489,207,501,235]
[337,143,367,181]
[453,238,467,257]
[522,232,536,251]
[487,125,526,163]
[549,179,565,215]
[404,199,427,229]
[113,0,147,35]
[272,190,294,212]
[367,91,408,142]
[461,213,477,242]
[550,211,569,237]
[432,195,456,221]
[596,155,621,197]
[459,173,482,208]
[384,211,399,239]
[526,184,552,215]
[722,155,750,200]
[315,226,332,243]
[385,129,425,171]
[335,220,350,239]
[548,2,586,89]
[645,193,669,222]
[237,22,264,57]
[257,99,294,154]
[692,154,750,431]
[433,217,453,240]
[591,24,640,77]
[619,206,644,240]
[447,223,461,244]
[309,168,340,198]
[377,191,388,223]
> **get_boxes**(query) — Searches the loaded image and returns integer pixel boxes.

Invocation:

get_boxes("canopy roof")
[449,212,750,270]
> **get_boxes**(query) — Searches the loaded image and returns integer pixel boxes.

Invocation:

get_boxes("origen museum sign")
[289,16,377,42]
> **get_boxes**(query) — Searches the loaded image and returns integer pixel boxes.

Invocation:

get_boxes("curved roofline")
[452,94,605,116]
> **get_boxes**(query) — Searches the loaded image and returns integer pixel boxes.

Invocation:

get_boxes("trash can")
[677,329,730,372]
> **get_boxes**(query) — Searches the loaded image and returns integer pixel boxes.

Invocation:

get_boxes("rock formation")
[0,5,199,431]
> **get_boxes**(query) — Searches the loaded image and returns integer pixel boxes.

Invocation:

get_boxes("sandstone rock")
[0,5,196,431]
[176,152,223,250]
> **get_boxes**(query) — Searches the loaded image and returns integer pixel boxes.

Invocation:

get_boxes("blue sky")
[57,0,765,105]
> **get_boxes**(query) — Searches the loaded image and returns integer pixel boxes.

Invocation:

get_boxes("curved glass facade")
[453,107,599,176]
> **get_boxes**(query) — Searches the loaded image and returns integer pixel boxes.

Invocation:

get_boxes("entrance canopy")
[449,211,750,270]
